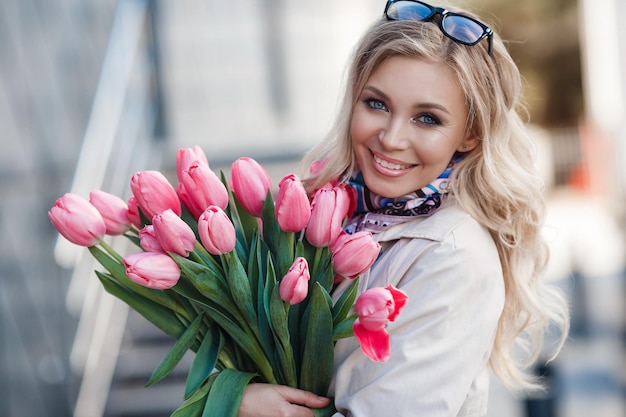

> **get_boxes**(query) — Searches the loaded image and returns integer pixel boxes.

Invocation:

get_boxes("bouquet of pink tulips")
[49,146,408,417]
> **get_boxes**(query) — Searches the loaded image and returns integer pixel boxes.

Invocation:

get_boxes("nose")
[378,118,410,151]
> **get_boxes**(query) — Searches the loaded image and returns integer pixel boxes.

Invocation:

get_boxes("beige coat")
[330,198,505,417]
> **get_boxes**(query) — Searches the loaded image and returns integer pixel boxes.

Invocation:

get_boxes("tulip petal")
[230,157,272,217]
[48,193,106,246]
[123,252,180,289]
[89,190,131,235]
[386,285,409,322]
[353,320,391,362]
[198,206,237,255]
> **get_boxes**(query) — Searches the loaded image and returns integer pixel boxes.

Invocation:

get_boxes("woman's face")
[350,55,477,198]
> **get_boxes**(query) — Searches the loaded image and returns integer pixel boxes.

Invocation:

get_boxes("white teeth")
[374,155,412,170]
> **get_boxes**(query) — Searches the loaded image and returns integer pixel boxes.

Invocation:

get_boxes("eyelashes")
[363,97,388,112]
[361,97,442,126]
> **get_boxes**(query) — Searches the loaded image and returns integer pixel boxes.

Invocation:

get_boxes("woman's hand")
[238,383,330,417]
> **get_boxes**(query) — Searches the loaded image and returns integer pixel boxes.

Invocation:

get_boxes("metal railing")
[51,1,167,416]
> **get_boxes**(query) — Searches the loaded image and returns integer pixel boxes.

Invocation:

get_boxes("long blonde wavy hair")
[300,9,569,390]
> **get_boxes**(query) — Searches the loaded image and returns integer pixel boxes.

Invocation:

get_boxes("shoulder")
[365,199,501,289]
[375,198,488,243]
[374,198,497,262]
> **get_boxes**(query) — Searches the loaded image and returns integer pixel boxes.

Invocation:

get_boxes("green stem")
[98,240,124,264]
[221,252,231,274]
[312,246,323,279]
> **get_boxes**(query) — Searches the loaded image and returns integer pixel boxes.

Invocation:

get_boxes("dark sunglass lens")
[441,15,484,44]
[387,1,434,21]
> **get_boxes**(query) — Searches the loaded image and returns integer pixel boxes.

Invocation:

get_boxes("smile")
[373,154,415,171]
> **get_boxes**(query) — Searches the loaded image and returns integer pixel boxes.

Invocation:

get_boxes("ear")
[457,134,479,153]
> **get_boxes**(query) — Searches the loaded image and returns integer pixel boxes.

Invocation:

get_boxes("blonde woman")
[239,1,569,416]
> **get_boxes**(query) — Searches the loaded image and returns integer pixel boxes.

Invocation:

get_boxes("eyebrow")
[362,85,451,115]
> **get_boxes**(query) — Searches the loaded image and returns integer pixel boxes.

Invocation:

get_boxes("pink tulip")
[139,225,164,253]
[197,206,237,255]
[177,161,229,219]
[274,174,311,232]
[176,146,209,181]
[48,193,106,247]
[330,231,380,279]
[353,285,408,362]
[89,190,132,235]
[230,157,272,217]
[152,209,196,257]
[123,252,180,289]
[130,170,181,220]
[127,196,142,228]
[305,185,352,247]
[279,257,310,305]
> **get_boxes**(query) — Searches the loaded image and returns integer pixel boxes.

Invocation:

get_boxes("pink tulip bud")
[139,225,164,253]
[123,252,180,289]
[305,185,352,247]
[279,257,310,305]
[152,209,196,257]
[330,231,380,279]
[176,146,209,181]
[353,285,408,362]
[230,157,272,217]
[274,174,311,232]
[177,162,229,219]
[130,170,181,220]
[197,206,237,255]
[88,190,132,235]
[48,193,106,247]
[127,196,142,228]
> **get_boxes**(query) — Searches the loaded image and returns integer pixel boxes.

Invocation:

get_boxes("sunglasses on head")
[384,0,494,55]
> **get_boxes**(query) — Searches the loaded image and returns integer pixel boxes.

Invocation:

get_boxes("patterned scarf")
[345,156,460,234]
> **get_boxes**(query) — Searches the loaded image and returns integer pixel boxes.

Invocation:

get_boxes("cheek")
[350,109,375,146]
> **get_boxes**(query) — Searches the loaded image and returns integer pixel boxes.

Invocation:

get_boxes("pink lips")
[370,151,415,177]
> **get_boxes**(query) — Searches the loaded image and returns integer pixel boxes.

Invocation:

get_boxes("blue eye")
[416,114,441,125]
[365,98,388,111]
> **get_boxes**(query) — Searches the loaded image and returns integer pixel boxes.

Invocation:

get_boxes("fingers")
[276,385,331,409]
[239,384,330,417]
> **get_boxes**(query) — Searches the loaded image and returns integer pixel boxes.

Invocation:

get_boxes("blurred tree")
[475,0,582,127]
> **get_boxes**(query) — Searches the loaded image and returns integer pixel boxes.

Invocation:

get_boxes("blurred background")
[0,0,624,416]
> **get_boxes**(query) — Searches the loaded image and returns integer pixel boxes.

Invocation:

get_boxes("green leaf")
[332,277,359,325]
[171,277,241,330]
[254,240,276,361]
[226,252,259,341]
[311,247,334,293]
[171,373,217,417]
[172,254,237,315]
[193,298,275,384]
[146,312,204,387]
[287,301,304,378]
[246,231,261,307]
[184,324,224,399]
[202,369,256,417]
[96,271,186,339]
[332,315,357,341]
[261,192,295,277]
[123,233,141,248]
[299,283,334,395]
[188,247,224,280]
[268,283,297,387]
